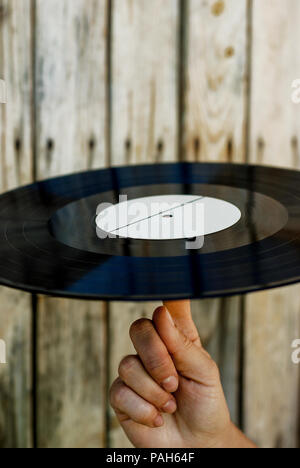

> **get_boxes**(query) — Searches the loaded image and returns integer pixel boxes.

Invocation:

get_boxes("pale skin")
[110,300,257,449]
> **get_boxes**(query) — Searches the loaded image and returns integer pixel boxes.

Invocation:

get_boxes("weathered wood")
[109,0,180,448]
[36,299,107,448]
[244,0,300,448]
[185,0,248,425]
[0,79,6,102]
[35,0,108,176]
[184,0,248,163]
[111,0,179,165]
[0,0,33,448]
[0,289,32,448]
[35,0,108,448]
[0,0,33,188]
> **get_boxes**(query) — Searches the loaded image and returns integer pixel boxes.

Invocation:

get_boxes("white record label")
[96,195,241,241]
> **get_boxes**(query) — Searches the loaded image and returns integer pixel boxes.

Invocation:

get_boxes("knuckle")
[181,333,194,351]
[130,318,153,339]
[109,380,127,409]
[118,355,138,378]
[141,406,158,425]
[158,392,172,408]
[145,352,169,374]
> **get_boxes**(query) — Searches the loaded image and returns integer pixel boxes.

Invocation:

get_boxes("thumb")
[153,306,218,386]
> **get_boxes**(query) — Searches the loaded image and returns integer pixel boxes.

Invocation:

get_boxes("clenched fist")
[110,301,256,448]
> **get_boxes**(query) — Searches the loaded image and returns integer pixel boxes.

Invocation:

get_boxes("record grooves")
[0,162,299,301]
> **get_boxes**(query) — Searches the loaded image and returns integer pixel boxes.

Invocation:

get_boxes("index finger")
[163,300,201,346]
[130,318,179,393]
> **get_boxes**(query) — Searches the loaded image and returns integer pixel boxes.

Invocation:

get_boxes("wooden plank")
[185,0,248,425]
[0,0,33,448]
[35,0,108,448]
[35,0,108,176]
[244,0,300,448]
[0,79,6,103]
[184,0,248,163]
[36,299,107,448]
[111,0,179,165]
[109,0,180,448]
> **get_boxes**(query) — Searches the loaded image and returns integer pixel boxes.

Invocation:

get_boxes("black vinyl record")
[0,162,299,301]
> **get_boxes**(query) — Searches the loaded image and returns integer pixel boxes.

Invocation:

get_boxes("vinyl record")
[0,162,299,301]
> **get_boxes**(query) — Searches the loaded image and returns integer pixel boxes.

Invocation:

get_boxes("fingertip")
[162,375,178,393]
[129,318,152,342]
[153,305,174,328]
[162,399,177,414]
[153,306,166,321]
[163,301,201,346]
[163,300,191,318]
[153,414,164,428]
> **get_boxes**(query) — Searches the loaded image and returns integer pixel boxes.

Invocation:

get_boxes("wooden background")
[0,0,300,448]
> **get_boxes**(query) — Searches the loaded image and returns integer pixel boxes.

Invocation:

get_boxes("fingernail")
[162,376,178,392]
[154,414,164,428]
[162,399,177,414]
[165,308,175,327]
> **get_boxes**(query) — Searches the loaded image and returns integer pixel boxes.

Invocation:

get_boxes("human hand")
[110,301,256,448]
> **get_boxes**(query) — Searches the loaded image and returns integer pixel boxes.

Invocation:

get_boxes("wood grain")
[36,299,107,448]
[111,0,179,166]
[35,0,108,176]
[0,0,33,448]
[0,79,6,102]
[244,0,300,448]
[184,0,248,163]
[34,0,108,448]
[109,0,180,447]
[184,0,248,425]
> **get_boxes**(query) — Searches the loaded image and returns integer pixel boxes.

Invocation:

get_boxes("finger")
[153,306,218,385]
[130,319,179,393]
[110,378,164,429]
[163,300,201,346]
[118,355,177,414]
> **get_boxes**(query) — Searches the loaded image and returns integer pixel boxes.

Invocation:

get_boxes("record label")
[96,195,242,240]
